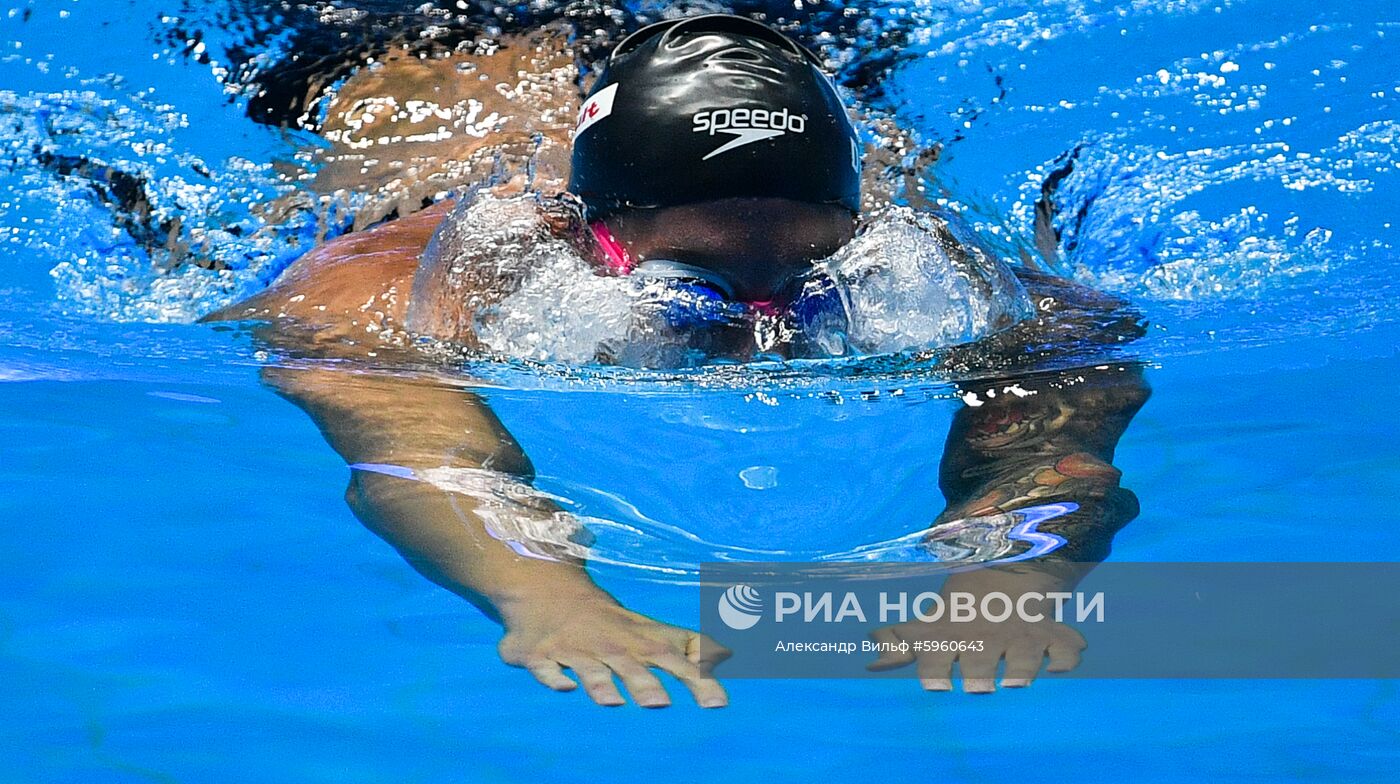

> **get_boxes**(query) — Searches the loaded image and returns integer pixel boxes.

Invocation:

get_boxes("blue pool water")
[3,1,1399,781]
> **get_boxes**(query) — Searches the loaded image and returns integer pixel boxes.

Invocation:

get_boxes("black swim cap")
[568,15,862,221]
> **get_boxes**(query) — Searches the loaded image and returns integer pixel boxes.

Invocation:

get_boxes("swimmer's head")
[568,15,861,300]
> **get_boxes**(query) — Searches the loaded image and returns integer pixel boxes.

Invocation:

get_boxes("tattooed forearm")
[936,365,1150,563]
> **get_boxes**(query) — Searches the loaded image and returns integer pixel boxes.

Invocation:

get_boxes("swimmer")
[205,15,1149,705]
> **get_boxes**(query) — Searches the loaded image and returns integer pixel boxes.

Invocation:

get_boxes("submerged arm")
[261,365,726,707]
[263,366,578,613]
[871,364,1149,690]
[936,363,1150,567]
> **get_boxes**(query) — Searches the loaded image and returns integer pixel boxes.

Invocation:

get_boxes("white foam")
[458,197,1035,365]
[826,206,1034,353]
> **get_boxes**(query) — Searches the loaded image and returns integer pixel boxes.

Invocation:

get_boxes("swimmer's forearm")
[259,367,612,622]
[938,366,1150,564]
[938,454,1139,564]
[348,471,611,625]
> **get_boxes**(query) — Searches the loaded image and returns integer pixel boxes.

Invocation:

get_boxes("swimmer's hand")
[497,593,730,709]
[865,569,1086,693]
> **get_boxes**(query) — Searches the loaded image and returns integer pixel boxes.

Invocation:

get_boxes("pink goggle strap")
[590,221,635,275]
[590,220,785,312]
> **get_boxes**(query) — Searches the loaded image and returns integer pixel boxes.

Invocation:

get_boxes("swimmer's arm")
[260,366,728,707]
[868,367,1147,691]
[936,364,1151,572]
[261,366,591,608]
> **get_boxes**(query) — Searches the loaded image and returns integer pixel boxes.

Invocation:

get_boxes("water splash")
[880,0,1400,358]
[828,205,1034,353]
[436,195,1033,365]
[4,0,1397,373]
[1025,128,1393,302]
[0,79,343,322]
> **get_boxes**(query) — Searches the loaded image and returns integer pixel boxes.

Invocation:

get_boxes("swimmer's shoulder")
[203,200,455,330]
[1013,267,1131,313]
[1011,266,1148,343]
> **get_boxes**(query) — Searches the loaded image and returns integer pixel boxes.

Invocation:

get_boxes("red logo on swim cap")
[575,84,619,137]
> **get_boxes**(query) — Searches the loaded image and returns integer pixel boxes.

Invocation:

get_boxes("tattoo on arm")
[937,365,1150,563]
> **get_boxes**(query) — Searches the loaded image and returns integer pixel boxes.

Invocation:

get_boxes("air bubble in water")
[739,465,779,490]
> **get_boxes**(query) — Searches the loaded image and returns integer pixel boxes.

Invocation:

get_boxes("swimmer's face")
[604,198,857,301]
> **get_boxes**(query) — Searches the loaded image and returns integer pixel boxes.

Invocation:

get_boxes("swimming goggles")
[591,221,850,354]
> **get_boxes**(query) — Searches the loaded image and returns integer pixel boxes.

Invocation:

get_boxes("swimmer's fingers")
[866,626,916,671]
[601,656,672,709]
[557,657,627,707]
[1000,642,1047,688]
[1046,633,1085,673]
[683,630,732,672]
[525,660,579,693]
[916,651,955,692]
[1002,641,1052,688]
[648,651,729,709]
[957,649,1001,694]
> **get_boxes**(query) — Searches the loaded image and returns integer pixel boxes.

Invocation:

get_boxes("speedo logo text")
[692,107,808,160]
